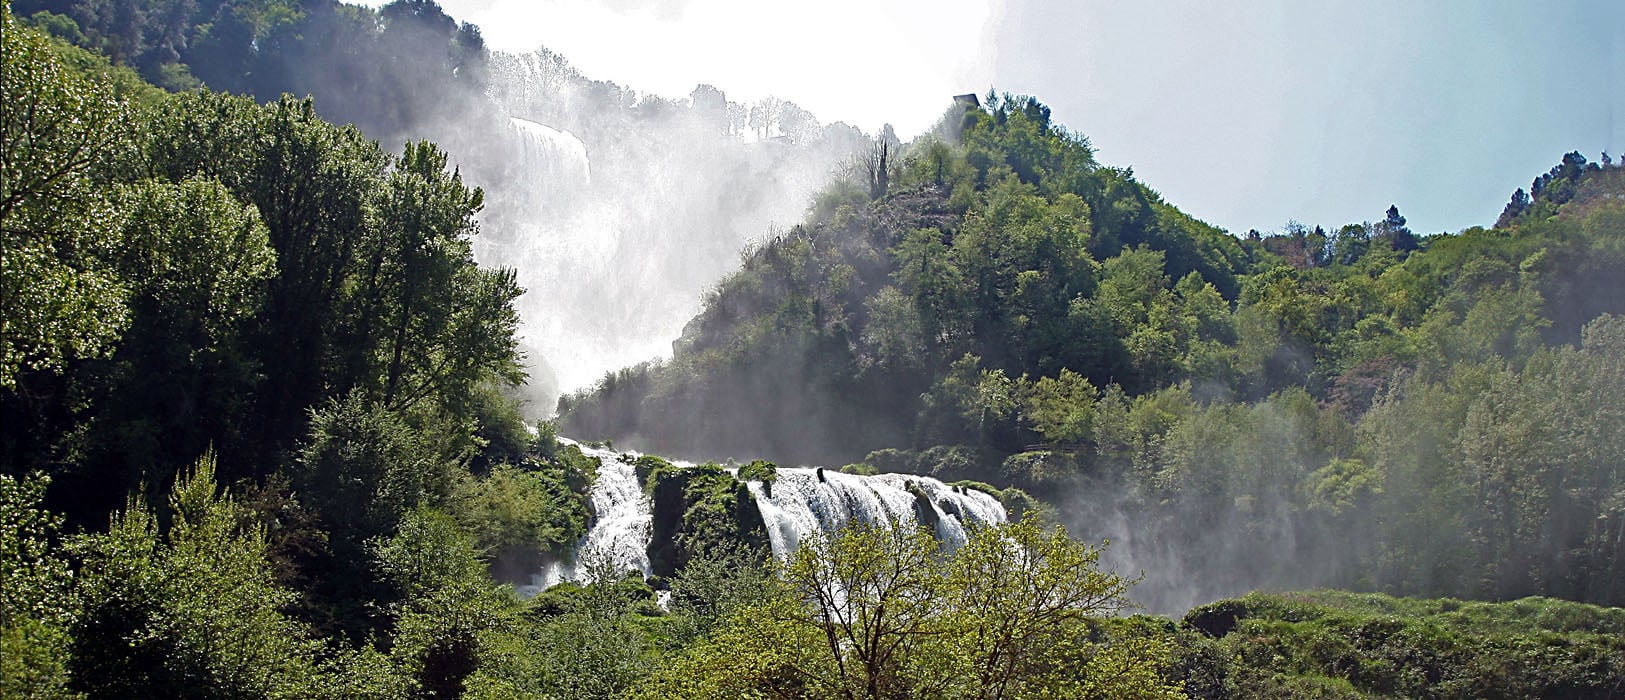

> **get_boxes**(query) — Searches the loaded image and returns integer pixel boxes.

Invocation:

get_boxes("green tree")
[453,462,589,577]
[939,518,1147,699]
[527,565,657,700]
[0,11,131,389]
[1019,368,1098,444]
[68,453,327,698]
[375,506,517,700]
[67,176,275,507]
[639,519,1178,699]
[298,392,455,548]
[354,141,520,413]
[0,474,79,699]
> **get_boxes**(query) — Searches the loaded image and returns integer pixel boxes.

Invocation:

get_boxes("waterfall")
[521,446,1007,595]
[467,56,863,413]
[525,442,653,594]
[507,116,590,199]
[746,469,1007,559]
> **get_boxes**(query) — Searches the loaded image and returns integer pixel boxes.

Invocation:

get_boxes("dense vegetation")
[5,1,1625,697]
[1146,591,1625,699]
[11,0,486,143]
[561,92,1625,610]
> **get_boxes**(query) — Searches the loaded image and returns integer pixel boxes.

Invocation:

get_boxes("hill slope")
[561,97,1625,609]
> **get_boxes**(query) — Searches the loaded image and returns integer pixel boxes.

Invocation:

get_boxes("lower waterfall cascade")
[521,440,1008,595]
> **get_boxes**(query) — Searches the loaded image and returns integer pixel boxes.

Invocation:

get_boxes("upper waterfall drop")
[506,116,591,194]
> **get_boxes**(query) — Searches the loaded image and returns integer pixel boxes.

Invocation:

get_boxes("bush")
[736,459,777,483]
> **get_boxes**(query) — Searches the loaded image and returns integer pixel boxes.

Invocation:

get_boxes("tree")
[525,564,657,700]
[68,176,276,509]
[942,518,1151,699]
[1377,204,1418,252]
[1496,188,1531,228]
[375,506,517,700]
[688,84,728,135]
[68,453,327,698]
[1020,369,1099,444]
[786,525,947,699]
[0,474,78,699]
[1,12,131,389]
[356,140,519,414]
[297,392,454,549]
[748,96,781,139]
[638,519,1178,699]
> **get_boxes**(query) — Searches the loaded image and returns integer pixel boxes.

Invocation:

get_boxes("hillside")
[560,95,1625,609]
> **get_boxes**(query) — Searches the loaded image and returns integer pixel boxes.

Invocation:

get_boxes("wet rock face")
[905,480,941,534]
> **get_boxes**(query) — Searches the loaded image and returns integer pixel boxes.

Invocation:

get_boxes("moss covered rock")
[644,463,769,578]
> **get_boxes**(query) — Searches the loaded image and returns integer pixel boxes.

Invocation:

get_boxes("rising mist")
[363,47,870,412]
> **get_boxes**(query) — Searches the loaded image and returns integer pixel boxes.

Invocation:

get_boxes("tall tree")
[0,12,131,390]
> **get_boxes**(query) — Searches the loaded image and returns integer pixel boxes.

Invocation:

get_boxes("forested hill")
[561,95,1625,608]
[10,0,487,145]
[559,95,1622,466]
[561,95,1252,462]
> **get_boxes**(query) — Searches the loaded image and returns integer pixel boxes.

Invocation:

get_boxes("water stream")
[521,441,1008,595]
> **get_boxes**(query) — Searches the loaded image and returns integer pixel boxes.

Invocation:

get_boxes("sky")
[403,0,1621,236]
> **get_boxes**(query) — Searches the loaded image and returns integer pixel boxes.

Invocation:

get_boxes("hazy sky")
[410,0,1621,236]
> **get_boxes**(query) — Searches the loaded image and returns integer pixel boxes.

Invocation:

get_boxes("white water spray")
[506,116,590,201]
[747,469,1007,558]
[524,442,654,594]
[461,50,866,412]
[521,448,1007,595]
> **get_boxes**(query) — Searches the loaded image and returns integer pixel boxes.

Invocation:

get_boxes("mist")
[385,56,866,412]
[205,1,870,413]
[470,52,868,409]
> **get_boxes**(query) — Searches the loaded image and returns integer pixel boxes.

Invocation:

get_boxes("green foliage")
[1361,314,1625,603]
[298,393,456,547]
[1,11,130,389]
[645,463,769,578]
[454,462,590,574]
[521,567,662,699]
[638,517,1181,699]
[67,453,329,698]
[663,540,773,645]
[737,459,778,483]
[6,12,1625,692]
[1172,591,1625,699]
[632,454,674,486]
[56,176,278,507]
[374,507,517,699]
[13,0,486,141]
[0,474,78,699]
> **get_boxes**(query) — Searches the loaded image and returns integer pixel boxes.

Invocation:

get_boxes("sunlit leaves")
[640,518,1176,699]
[1,12,131,388]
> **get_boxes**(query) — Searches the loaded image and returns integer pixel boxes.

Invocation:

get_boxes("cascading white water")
[747,468,1007,559]
[465,52,867,413]
[525,442,653,594]
[521,447,1006,595]
[506,116,590,200]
